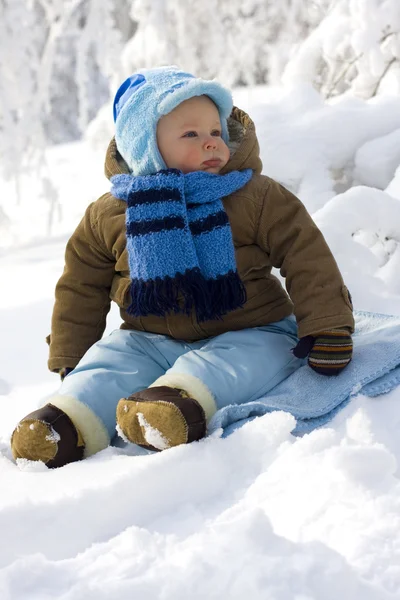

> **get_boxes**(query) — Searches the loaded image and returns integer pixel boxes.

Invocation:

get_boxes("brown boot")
[11,404,85,468]
[116,386,207,451]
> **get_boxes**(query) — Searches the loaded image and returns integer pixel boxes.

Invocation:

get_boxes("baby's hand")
[292,329,353,376]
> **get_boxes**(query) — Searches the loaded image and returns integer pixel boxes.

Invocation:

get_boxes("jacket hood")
[104,106,263,180]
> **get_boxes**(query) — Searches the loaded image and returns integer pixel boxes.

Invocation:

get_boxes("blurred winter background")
[1,1,400,598]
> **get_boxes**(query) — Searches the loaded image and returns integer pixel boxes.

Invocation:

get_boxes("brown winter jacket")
[47,107,354,372]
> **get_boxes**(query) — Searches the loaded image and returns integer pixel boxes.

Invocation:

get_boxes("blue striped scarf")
[110,168,253,322]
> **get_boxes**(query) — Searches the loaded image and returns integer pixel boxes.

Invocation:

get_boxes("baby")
[11,66,354,468]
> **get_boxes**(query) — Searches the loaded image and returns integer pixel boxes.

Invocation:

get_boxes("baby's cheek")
[221,143,230,164]
[185,147,203,165]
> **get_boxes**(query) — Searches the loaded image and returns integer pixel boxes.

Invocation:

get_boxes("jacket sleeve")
[47,201,116,372]
[256,179,354,338]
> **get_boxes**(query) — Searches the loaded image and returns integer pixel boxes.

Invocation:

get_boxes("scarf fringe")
[128,268,247,322]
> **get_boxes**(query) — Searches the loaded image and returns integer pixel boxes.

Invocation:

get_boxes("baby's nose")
[204,136,218,150]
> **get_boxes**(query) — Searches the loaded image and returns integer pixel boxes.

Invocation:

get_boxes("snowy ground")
[1,85,400,599]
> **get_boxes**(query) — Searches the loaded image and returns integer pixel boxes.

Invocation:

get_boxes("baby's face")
[156,95,230,174]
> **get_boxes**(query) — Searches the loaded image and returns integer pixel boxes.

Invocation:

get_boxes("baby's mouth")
[203,158,222,167]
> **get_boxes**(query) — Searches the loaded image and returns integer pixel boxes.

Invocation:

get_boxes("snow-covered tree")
[0,0,129,168]
[121,0,329,86]
[284,0,400,99]
[74,0,126,133]
[0,0,128,234]
[0,0,45,190]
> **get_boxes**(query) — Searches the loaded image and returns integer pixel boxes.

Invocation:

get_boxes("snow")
[1,85,400,598]
[137,412,171,450]
[46,427,61,444]
[282,0,400,99]
[354,128,400,189]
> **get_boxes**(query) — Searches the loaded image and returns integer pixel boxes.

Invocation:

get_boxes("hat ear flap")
[113,74,146,122]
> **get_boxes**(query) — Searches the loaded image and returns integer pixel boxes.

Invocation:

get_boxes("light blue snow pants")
[57,316,303,443]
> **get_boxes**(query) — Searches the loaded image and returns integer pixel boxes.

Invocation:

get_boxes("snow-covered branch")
[284,0,400,99]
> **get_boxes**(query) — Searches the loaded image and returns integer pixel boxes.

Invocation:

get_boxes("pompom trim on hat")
[156,77,232,141]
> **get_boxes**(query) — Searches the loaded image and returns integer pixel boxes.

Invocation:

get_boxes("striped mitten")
[292,329,353,376]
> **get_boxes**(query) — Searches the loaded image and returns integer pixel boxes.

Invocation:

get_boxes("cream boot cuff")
[49,395,110,458]
[149,373,217,422]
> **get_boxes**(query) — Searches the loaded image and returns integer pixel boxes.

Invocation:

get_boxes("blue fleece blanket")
[208,311,400,437]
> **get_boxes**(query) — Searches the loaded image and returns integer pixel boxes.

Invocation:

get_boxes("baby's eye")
[183,131,197,138]
[211,130,222,137]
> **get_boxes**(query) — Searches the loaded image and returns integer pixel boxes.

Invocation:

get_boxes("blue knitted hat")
[113,66,233,176]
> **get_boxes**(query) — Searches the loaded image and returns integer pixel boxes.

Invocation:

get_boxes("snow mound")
[1,405,400,598]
